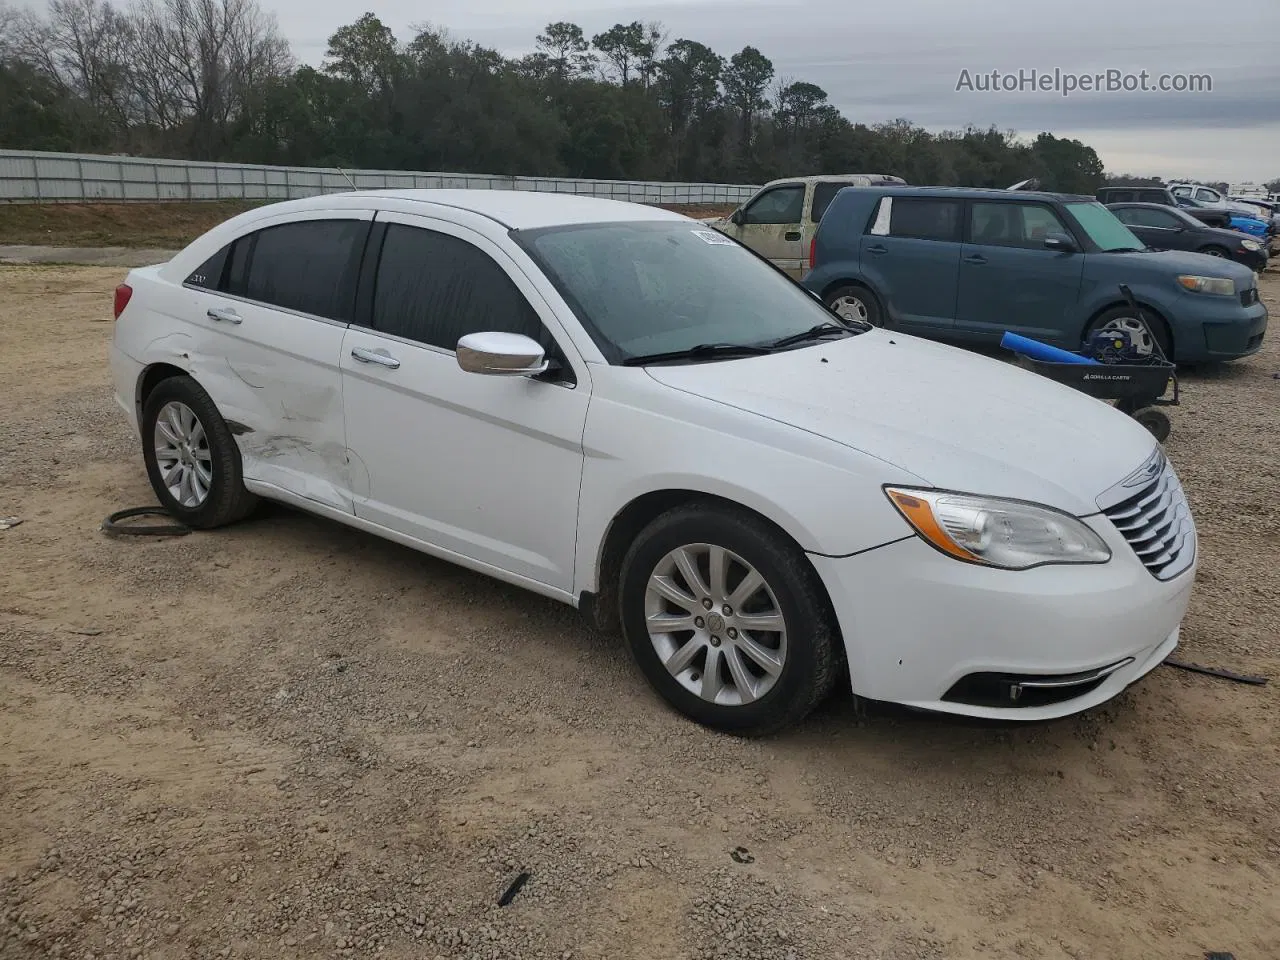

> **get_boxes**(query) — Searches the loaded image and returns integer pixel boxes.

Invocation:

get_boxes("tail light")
[809,235,818,269]
[113,283,132,319]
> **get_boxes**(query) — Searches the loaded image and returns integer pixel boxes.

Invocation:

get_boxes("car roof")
[260,189,692,230]
[760,173,905,188]
[860,185,1095,202]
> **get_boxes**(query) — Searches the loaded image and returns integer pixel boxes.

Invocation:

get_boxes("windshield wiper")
[621,342,774,366]
[768,322,863,350]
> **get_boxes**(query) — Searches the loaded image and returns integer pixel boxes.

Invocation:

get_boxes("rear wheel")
[141,375,257,529]
[1133,407,1172,443]
[824,284,883,327]
[1086,306,1172,360]
[618,504,840,736]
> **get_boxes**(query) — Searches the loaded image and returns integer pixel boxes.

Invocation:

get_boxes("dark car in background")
[1106,202,1268,271]
[1095,185,1234,229]
[803,186,1267,363]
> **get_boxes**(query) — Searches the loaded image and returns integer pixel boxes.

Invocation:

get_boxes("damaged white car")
[110,190,1196,735]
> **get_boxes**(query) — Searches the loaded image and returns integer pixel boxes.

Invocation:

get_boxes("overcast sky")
[273,0,1280,183]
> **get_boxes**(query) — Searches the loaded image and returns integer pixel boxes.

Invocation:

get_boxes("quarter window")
[185,247,229,290]
[810,182,854,222]
[238,219,366,320]
[371,224,555,354]
[742,185,805,225]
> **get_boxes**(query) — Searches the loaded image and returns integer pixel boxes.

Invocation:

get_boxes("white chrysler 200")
[109,190,1197,735]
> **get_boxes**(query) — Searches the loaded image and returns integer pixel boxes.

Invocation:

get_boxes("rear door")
[722,183,809,277]
[179,210,371,512]
[954,200,1085,343]
[859,195,963,331]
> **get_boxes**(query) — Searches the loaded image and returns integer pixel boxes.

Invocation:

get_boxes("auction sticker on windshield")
[692,229,736,245]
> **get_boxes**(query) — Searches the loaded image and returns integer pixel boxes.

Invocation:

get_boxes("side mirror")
[730,209,745,226]
[1043,232,1076,253]
[456,331,549,377]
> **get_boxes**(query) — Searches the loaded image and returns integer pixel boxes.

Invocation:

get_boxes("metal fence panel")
[0,148,760,206]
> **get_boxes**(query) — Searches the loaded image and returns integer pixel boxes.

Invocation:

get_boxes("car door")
[178,210,371,512]
[954,201,1086,343]
[859,195,963,331]
[338,213,589,593]
[721,183,808,277]
[1111,206,1187,252]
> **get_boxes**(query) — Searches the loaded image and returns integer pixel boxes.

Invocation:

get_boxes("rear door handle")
[206,306,242,324]
[350,346,400,369]
[866,244,887,255]
[784,230,802,241]
[964,254,988,265]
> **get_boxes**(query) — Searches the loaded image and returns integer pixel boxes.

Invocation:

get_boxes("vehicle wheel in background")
[824,284,883,327]
[618,504,840,736]
[141,375,258,529]
[1086,306,1172,360]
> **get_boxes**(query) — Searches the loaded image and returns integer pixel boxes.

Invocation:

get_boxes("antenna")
[335,166,357,191]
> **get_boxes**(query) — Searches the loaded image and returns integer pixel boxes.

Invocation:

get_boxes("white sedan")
[109,190,1197,735]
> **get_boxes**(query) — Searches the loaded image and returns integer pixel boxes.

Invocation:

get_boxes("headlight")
[885,488,1111,569]
[1177,275,1235,295]
[1241,239,1261,251]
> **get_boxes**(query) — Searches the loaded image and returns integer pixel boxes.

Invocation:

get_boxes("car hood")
[644,330,1159,515]
[1103,248,1258,282]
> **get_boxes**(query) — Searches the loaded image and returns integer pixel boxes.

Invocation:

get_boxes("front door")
[721,183,808,277]
[338,213,589,593]
[954,201,1086,344]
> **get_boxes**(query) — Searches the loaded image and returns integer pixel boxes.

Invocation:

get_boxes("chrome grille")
[1100,455,1195,580]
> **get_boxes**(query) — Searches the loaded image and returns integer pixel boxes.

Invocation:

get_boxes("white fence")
[0,149,760,206]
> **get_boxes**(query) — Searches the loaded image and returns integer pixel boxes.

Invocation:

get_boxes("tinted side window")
[811,182,853,222]
[970,202,1068,248]
[185,246,229,290]
[743,185,805,225]
[888,198,962,242]
[372,224,554,354]
[242,219,366,320]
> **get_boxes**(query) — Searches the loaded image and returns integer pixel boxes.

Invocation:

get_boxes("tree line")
[3,0,1117,192]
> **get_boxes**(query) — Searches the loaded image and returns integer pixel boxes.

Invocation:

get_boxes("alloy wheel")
[153,400,213,508]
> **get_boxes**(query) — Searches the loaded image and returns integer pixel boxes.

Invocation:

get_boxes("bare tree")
[130,0,291,155]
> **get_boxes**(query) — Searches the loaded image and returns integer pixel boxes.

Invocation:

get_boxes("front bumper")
[1171,297,1268,361]
[809,514,1196,720]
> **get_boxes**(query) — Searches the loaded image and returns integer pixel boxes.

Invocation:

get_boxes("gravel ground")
[2,264,1278,960]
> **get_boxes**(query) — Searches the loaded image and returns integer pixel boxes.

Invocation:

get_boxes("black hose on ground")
[100,506,190,538]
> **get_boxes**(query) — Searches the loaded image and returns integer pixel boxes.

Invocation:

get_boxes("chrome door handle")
[351,347,400,369]
[207,306,242,324]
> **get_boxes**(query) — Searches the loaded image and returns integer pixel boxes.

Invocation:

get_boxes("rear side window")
[873,198,962,242]
[811,182,853,222]
[371,223,554,354]
[185,247,229,289]
[240,219,367,321]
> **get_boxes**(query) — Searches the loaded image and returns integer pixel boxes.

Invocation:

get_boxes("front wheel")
[618,505,840,736]
[1086,306,1172,360]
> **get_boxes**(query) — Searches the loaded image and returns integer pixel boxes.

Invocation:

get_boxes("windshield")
[517,221,850,363]
[1065,202,1145,252]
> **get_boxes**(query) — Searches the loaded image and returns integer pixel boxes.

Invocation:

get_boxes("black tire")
[141,374,257,529]
[1133,407,1172,443]
[824,283,884,327]
[1086,306,1173,361]
[618,504,840,736]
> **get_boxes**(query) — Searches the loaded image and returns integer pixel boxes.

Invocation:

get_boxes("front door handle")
[784,230,802,241]
[207,306,242,324]
[350,347,400,369]
[866,244,887,255]
[964,254,988,265]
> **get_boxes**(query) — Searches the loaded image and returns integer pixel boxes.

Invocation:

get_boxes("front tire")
[618,504,840,736]
[141,375,257,529]
[1086,306,1172,360]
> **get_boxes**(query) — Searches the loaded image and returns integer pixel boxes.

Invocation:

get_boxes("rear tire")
[141,375,257,529]
[1133,407,1172,443]
[824,284,883,327]
[618,504,840,736]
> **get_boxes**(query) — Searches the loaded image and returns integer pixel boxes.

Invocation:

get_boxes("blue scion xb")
[802,186,1268,362]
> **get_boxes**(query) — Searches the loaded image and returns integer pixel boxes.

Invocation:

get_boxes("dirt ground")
[0,202,735,249]
[1,263,1278,960]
